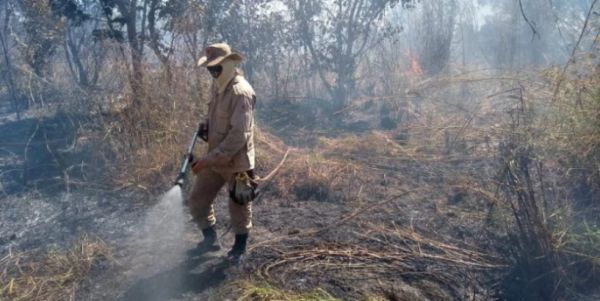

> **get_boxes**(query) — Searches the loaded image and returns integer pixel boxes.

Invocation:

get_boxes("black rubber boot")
[188,226,221,256]
[227,233,248,264]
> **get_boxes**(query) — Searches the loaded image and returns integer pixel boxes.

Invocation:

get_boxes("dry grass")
[238,72,512,298]
[100,65,301,193]
[246,187,505,295]
[239,66,600,300]
[492,64,600,299]
[100,66,209,191]
[0,235,112,301]
[218,280,340,301]
[269,150,364,201]
[48,58,596,299]
[254,225,505,281]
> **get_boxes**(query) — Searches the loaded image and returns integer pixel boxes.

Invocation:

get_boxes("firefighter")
[189,42,257,264]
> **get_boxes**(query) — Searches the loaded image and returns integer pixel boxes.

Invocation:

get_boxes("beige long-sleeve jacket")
[204,74,256,173]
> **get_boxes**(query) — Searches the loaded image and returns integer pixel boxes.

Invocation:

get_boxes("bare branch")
[518,0,539,40]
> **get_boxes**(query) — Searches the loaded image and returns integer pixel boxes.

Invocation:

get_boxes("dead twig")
[552,0,599,101]
[21,121,40,183]
[255,148,292,184]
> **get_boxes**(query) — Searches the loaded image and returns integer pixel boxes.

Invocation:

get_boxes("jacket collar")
[217,74,241,95]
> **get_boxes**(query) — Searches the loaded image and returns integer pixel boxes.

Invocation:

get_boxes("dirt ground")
[0,101,507,301]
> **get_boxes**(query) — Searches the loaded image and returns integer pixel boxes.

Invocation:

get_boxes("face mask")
[214,59,238,93]
[207,65,223,78]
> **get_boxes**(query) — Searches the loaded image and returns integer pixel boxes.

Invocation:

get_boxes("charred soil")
[2,76,598,300]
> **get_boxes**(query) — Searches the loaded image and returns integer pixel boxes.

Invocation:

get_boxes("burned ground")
[1,71,599,301]
[2,0,600,299]
[0,86,502,301]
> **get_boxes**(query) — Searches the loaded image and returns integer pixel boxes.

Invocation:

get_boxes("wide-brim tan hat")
[197,43,243,67]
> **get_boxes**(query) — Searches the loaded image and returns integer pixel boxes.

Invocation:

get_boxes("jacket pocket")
[213,110,230,134]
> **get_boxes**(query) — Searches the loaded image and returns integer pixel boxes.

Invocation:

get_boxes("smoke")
[116,186,229,301]
[124,186,187,278]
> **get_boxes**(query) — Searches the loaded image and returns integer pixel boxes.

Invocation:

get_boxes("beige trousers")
[188,168,252,234]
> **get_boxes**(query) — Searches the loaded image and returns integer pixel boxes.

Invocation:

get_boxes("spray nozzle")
[174,172,186,186]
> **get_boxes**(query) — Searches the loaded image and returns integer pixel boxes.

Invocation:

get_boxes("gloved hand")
[191,157,208,174]
[198,122,208,142]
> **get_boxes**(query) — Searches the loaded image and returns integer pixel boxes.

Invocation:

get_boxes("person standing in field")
[188,42,257,264]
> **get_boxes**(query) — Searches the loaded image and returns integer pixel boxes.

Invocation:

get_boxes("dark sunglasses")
[207,65,223,76]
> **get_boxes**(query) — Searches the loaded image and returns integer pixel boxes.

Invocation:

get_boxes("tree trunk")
[0,15,19,120]
[148,0,173,86]
[65,27,90,87]
[120,0,144,107]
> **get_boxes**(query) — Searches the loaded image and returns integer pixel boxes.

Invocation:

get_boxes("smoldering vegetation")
[0,0,599,300]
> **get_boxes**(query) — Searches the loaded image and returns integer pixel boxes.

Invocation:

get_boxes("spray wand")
[174,122,206,187]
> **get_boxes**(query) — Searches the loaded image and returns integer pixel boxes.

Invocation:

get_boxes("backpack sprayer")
[174,122,207,187]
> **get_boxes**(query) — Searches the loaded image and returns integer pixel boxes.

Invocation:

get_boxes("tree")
[415,0,457,75]
[216,0,282,83]
[0,0,19,118]
[179,0,290,97]
[18,0,65,77]
[99,0,146,105]
[97,0,198,101]
[50,0,104,88]
[147,0,191,83]
[285,0,413,109]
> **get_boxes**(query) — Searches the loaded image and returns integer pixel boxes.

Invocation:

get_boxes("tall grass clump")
[100,65,209,191]
[497,65,600,300]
